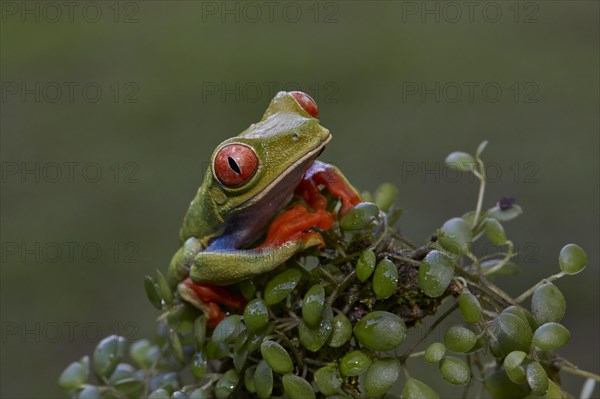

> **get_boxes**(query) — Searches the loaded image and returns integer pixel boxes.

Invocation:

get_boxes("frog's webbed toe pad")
[178,278,246,328]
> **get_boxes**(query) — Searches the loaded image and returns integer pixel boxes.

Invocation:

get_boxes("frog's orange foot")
[179,278,246,328]
[261,204,334,247]
[295,178,328,211]
[299,161,361,215]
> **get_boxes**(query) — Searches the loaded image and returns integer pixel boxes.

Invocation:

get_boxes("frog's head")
[208,91,331,213]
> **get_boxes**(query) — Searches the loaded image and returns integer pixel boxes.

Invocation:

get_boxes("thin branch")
[515,272,566,303]
[399,302,459,363]
[560,366,600,382]
[472,158,487,229]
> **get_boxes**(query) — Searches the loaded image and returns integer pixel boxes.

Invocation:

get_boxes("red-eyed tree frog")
[168,91,361,327]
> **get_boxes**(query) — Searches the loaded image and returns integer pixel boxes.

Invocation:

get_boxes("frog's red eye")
[214,144,259,187]
[290,91,318,118]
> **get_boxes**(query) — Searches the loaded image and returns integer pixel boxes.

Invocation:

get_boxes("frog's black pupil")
[228,157,241,175]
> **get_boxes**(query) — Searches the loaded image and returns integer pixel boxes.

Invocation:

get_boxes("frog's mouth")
[247,133,332,207]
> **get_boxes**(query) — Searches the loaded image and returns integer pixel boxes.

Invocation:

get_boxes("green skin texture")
[168,91,333,287]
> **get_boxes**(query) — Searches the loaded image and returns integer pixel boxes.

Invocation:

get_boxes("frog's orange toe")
[180,278,246,328]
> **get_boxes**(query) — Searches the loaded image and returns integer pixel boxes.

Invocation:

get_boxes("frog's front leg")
[188,204,332,286]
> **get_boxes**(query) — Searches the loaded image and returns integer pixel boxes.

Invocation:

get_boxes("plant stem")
[515,272,566,303]
[472,158,487,229]
[399,302,459,363]
[454,267,515,308]
[388,254,421,267]
[482,240,514,276]
[560,366,600,382]
[276,331,304,370]
[327,270,356,306]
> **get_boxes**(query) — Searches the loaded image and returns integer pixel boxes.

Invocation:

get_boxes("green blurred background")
[1,1,598,397]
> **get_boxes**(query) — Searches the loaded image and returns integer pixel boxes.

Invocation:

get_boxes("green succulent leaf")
[458,291,482,323]
[502,306,538,331]
[418,250,455,297]
[260,340,293,374]
[148,389,170,399]
[372,258,398,299]
[503,351,528,384]
[476,140,488,158]
[58,356,90,390]
[489,313,533,357]
[439,356,471,385]
[527,361,549,396]
[353,311,407,351]
[356,248,376,282]
[444,325,477,353]
[215,369,239,399]
[445,151,476,172]
[328,313,353,348]
[374,182,399,212]
[129,339,151,369]
[559,243,587,275]
[484,369,531,399]
[532,322,571,350]
[253,360,274,399]
[402,378,440,399]
[364,357,401,398]
[92,335,126,378]
[439,217,472,254]
[264,268,302,305]
[243,298,269,332]
[302,284,326,327]
[339,202,380,231]
[191,351,207,379]
[144,276,163,310]
[531,283,566,325]
[484,218,507,244]
[314,366,342,396]
[282,374,315,399]
[78,386,100,399]
[424,342,446,363]
[299,304,333,351]
[339,350,372,377]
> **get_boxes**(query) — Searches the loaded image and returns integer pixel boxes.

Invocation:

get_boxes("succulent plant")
[60,142,596,398]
